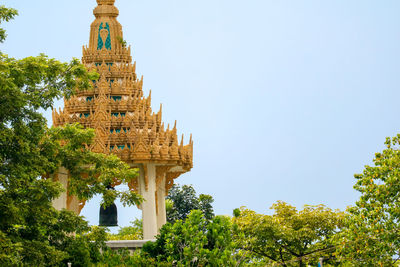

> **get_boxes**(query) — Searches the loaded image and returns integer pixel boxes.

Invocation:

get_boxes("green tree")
[166,184,214,223]
[143,210,243,266]
[233,201,345,266]
[96,249,162,267]
[0,6,142,265]
[107,219,143,240]
[335,135,400,266]
[0,5,17,43]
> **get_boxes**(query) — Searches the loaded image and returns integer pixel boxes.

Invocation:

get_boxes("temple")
[52,0,193,239]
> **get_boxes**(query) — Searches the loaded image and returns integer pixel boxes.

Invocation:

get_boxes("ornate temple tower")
[52,0,193,239]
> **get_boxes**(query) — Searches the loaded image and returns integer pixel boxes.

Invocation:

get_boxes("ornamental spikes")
[151,136,161,160]
[149,121,157,140]
[55,0,193,174]
[158,103,163,122]
[179,134,184,160]
[132,129,151,160]
[173,130,178,144]
[140,75,144,90]
[160,135,170,159]
[148,90,152,103]
[143,120,149,133]
[169,134,179,160]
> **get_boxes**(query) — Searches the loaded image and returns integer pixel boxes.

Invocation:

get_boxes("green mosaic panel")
[97,22,112,50]
[97,23,104,50]
[105,23,111,50]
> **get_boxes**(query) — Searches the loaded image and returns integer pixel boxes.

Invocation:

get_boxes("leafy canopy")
[0,5,17,43]
[234,201,345,266]
[107,219,143,241]
[143,210,243,266]
[166,184,214,223]
[336,135,400,265]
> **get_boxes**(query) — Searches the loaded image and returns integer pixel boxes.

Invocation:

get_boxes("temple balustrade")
[88,62,137,78]
[82,45,132,64]
[64,96,152,113]
[71,79,142,98]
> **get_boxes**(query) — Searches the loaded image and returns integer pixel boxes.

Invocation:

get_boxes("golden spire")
[83,0,128,64]
[53,0,194,202]
[94,0,119,18]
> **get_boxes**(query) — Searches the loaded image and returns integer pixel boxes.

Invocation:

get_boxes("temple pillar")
[67,195,82,215]
[52,167,68,210]
[156,174,167,231]
[140,164,158,239]
[51,167,83,215]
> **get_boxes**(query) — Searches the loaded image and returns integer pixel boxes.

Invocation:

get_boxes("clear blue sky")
[2,0,400,229]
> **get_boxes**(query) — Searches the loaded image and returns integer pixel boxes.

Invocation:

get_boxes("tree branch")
[279,248,288,267]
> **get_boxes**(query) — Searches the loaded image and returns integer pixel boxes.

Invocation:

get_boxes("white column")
[156,174,167,231]
[52,167,68,210]
[140,164,158,239]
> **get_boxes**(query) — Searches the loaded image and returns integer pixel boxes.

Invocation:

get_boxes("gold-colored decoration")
[165,172,184,196]
[52,0,193,206]
[155,191,158,215]
[128,176,139,193]
[156,166,172,189]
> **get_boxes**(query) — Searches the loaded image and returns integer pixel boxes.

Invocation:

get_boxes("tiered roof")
[52,0,193,191]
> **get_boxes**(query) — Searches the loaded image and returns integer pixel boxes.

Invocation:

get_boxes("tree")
[335,135,400,265]
[107,219,143,240]
[0,6,142,265]
[143,210,243,266]
[166,184,214,223]
[0,6,17,43]
[233,201,345,266]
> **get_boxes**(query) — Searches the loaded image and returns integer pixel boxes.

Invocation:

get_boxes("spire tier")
[53,0,193,174]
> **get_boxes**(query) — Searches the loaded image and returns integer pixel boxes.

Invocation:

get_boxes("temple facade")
[52,0,193,239]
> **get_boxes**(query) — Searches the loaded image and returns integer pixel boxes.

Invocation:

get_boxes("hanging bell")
[99,186,118,227]
[99,202,118,227]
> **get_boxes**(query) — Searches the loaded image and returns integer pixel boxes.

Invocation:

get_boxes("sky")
[2,0,400,229]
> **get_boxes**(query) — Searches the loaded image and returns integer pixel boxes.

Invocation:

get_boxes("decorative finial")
[97,0,115,5]
[94,0,118,18]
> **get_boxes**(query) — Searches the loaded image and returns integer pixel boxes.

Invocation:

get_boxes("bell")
[99,202,118,227]
[99,186,118,227]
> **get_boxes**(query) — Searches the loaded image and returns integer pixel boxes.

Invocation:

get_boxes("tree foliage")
[107,219,143,241]
[234,201,345,266]
[335,135,400,265]
[5,3,400,266]
[166,184,214,223]
[143,210,243,266]
[0,6,141,265]
[0,5,17,43]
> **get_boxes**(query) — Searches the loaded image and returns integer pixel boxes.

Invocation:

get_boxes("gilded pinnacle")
[94,0,119,18]
[96,0,116,5]
[53,0,193,200]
